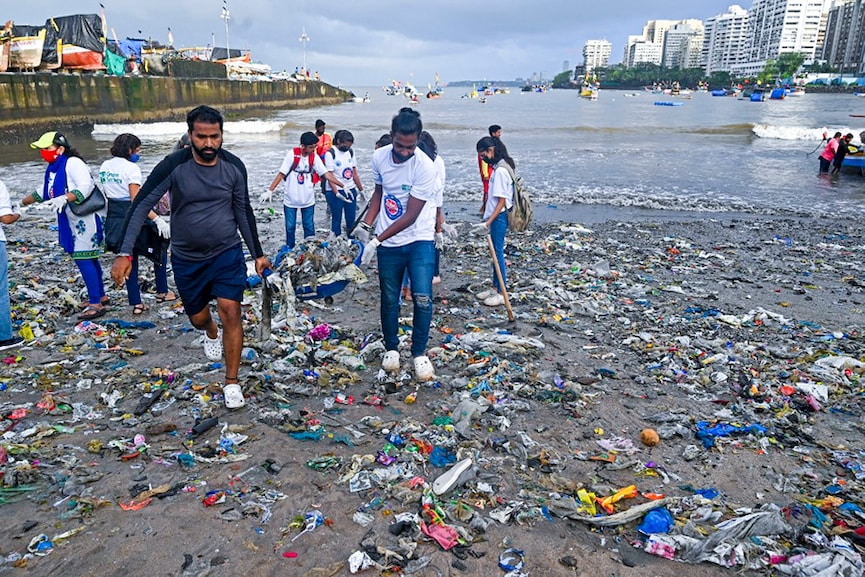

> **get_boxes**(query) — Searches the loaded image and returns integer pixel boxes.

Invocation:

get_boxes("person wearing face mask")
[473,136,514,307]
[22,131,108,320]
[323,130,364,236]
[100,133,173,315]
[354,107,438,382]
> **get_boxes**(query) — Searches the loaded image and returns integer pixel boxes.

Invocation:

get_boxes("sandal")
[223,383,246,409]
[156,291,177,303]
[78,305,106,321]
[133,304,149,315]
[80,296,110,309]
[203,328,223,361]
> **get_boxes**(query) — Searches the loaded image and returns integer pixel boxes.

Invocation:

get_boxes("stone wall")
[0,74,350,144]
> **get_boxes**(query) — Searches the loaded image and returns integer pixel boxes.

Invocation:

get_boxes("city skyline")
[4,0,735,86]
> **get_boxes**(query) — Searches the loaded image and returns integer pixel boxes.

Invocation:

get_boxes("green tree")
[552,69,574,88]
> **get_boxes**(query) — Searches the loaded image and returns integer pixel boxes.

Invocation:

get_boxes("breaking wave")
[92,120,286,138]
[751,124,861,141]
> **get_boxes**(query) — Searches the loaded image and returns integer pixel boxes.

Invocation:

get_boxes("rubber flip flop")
[432,457,474,495]
[223,384,246,409]
[78,305,106,321]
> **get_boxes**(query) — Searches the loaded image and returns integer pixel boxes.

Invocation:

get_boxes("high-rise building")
[734,0,829,77]
[701,4,750,75]
[663,21,704,68]
[625,18,703,68]
[626,41,664,67]
[563,60,570,72]
[822,0,865,74]
[583,40,612,73]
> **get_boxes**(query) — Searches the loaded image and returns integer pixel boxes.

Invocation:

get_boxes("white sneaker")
[483,293,505,306]
[432,275,442,285]
[382,350,400,373]
[476,289,494,300]
[413,355,435,381]
[203,329,223,361]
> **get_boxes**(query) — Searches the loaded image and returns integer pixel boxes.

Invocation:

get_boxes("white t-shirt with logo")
[279,150,328,208]
[324,147,356,192]
[371,145,437,247]
[483,162,514,220]
[0,180,12,242]
[99,156,142,200]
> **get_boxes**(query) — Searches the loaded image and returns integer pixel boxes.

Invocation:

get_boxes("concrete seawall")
[0,74,350,144]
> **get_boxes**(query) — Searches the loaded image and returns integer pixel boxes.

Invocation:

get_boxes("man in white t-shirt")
[0,180,22,350]
[324,130,364,236]
[355,107,438,381]
[264,131,345,248]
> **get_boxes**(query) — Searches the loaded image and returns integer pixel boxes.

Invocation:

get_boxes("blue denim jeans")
[127,254,169,306]
[284,205,315,248]
[0,241,11,340]
[490,212,508,292]
[324,189,358,236]
[377,241,435,357]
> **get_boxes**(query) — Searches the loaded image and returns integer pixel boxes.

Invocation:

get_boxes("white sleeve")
[408,157,437,203]
[0,181,12,217]
[277,151,294,174]
[324,151,336,173]
[65,157,94,195]
[313,154,329,176]
[127,163,142,186]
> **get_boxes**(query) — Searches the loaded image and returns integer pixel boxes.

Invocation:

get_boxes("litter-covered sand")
[0,207,863,577]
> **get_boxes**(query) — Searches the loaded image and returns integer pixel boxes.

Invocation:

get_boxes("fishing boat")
[580,87,598,100]
[8,26,45,69]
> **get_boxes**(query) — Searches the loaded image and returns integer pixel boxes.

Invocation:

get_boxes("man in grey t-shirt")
[111,105,270,409]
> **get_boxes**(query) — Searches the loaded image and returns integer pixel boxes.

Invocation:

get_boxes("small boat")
[711,89,728,97]
[654,101,684,106]
[769,88,785,100]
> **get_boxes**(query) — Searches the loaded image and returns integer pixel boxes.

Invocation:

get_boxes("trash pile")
[0,215,864,575]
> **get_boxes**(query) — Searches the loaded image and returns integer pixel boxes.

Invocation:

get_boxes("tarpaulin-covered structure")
[9,24,46,69]
[44,13,105,70]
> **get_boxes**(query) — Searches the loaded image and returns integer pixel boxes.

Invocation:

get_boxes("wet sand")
[0,206,862,577]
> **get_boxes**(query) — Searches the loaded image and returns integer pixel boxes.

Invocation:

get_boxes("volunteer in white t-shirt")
[324,130,364,236]
[473,136,514,307]
[0,180,22,350]
[264,131,345,248]
[354,107,438,382]
[100,133,173,314]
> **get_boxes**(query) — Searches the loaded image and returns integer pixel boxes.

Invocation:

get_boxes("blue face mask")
[129,153,141,163]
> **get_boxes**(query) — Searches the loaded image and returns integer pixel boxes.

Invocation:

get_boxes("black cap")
[300,131,319,146]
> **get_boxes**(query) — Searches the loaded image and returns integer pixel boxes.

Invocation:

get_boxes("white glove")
[471,222,489,236]
[441,222,458,242]
[435,232,444,250]
[336,188,354,203]
[353,222,372,244]
[46,195,68,213]
[153,216,171,239]
[259,188,274,204]
[360,237,381,267]
[13,203,28,214]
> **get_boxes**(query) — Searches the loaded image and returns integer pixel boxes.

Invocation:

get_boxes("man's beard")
[193,143,219,162]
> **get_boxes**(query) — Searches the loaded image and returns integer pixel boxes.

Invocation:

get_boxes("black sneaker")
[0,337,24,351]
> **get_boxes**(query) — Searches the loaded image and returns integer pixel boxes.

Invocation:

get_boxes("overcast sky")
[7,1,741,86]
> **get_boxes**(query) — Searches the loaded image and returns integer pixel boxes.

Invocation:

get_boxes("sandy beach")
[0,206,862,577]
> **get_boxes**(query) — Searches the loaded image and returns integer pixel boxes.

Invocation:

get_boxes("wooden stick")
[487,234,515,322]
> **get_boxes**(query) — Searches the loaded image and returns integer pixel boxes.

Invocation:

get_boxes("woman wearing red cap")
[22,131,107,320]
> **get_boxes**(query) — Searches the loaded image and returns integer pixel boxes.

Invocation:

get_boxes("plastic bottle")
[241,347,256,362]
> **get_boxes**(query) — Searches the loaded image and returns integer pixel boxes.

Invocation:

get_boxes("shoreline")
[0,209,862,575]
[0,75,350,145]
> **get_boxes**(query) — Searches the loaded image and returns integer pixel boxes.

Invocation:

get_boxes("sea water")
[1,88,863,221]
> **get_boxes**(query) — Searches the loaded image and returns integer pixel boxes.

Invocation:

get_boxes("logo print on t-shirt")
[296,173,305,184]
[342,167,353,180]
[384,194,403,220]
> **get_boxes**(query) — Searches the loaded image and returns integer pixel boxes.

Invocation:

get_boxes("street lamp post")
[299,27,310,72]
[220,1,231,60]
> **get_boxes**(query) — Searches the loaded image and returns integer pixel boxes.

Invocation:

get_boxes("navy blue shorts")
[171,245,246,316]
